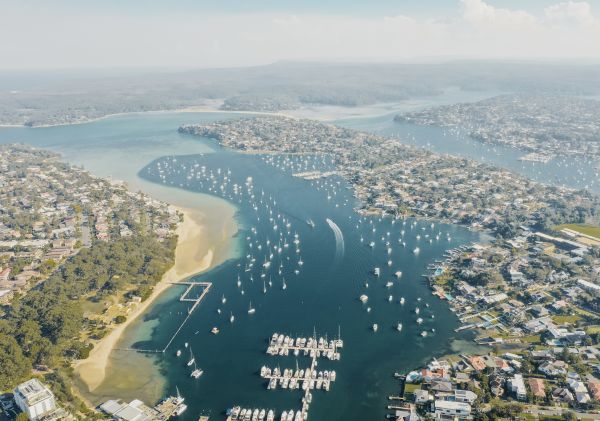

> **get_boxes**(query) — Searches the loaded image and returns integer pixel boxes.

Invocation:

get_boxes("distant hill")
[2,61,600,126]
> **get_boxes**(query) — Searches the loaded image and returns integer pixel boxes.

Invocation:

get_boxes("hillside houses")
[0,144,178,304]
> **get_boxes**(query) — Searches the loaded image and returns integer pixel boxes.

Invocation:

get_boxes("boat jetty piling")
[115,281,212,354]
[226,331,344,421]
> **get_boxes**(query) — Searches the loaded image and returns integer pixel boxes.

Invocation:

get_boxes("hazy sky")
[2,0,600,69]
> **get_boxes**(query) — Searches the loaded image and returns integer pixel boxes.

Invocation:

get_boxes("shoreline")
[0,101,409,129]
[74,205,216,393]
[0,103,295,129]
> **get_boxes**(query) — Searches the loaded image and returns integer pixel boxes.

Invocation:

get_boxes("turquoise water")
[0,112,483,420]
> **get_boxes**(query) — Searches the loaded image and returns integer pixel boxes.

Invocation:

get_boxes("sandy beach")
[74,205,218,392]
[0,100,405,130]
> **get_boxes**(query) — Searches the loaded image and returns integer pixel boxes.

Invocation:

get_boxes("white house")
[568,378,589,394]
[508,374,527,401]
[434,400,471,419]
[454,389,478,404]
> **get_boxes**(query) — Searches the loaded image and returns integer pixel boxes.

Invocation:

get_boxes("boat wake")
[326,218,345,263]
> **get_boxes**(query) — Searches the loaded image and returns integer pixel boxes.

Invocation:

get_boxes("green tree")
[0,333,31,390]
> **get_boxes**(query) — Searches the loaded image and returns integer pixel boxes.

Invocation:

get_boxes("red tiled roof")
[528,378,545,398]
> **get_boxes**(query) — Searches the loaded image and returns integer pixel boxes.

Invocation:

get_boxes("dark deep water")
[134,141,483,420]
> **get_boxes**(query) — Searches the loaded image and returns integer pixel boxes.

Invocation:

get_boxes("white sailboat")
[248,302,256,314]
[230,312,235,323]
[190,359,203,379]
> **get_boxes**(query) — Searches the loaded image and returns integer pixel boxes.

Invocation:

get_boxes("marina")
[228,332,343,421]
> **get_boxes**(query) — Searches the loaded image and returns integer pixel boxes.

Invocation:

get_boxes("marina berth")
[229,332,343,420]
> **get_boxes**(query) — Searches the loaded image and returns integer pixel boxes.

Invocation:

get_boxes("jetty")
[292,170,337,180]
[179,280,212,313]
[115,281,212,354]
[154,394,188,420]
[227,331,344,421]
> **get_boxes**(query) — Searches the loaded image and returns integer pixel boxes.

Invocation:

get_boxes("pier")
[115,281,212,354]
[227,332,344,421]
[261,365,336,392]
[154,395,188,420]
[180,280,212,311]
[292,170,337,180]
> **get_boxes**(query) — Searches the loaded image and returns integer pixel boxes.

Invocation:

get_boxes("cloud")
[0,1,599,69]
[461,0,538,28]
[544,1,598,26]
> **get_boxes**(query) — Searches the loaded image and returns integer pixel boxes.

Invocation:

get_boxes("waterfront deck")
[154,395,187,420]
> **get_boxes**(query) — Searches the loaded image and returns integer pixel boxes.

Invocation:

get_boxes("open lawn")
[404,383,421,394]
[555,223,600,240]
[552,315,581,324]
[586,325,600,334]
[521,334,542,343]
[574,307,598,318]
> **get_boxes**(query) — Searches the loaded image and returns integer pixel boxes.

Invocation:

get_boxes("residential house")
[508,374,527,401]
[527,378,546,399]
[434,400,471,420]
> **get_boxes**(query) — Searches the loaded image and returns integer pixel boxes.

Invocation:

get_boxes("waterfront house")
[434,400,471,419]
[414,389,431,404]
